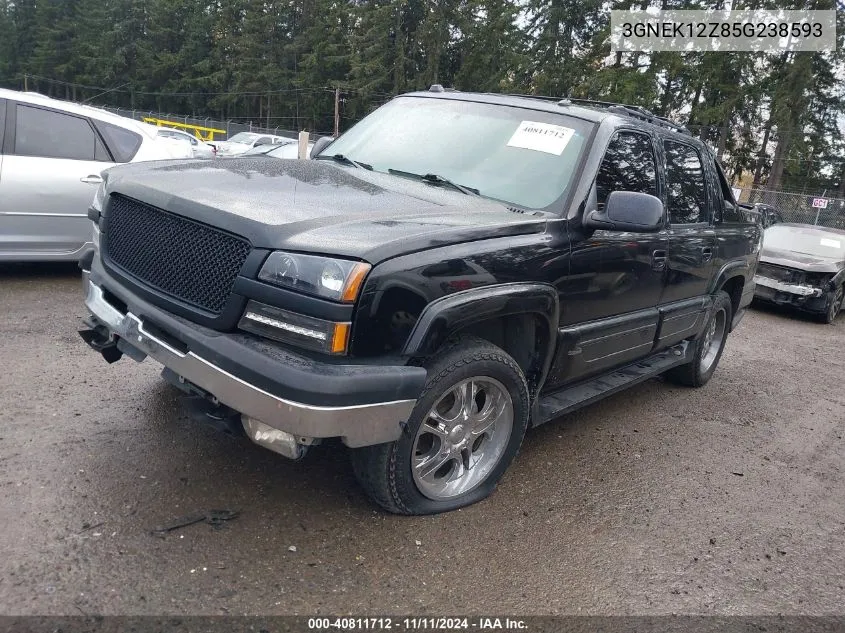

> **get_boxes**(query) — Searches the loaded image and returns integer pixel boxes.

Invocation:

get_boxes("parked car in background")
[754,223,845,323]
[753,203,784,229]
[242,139,296,155]
[212,132,289,156]
[243,140,315,159]
[741,203,783,229]
[155,127,215,158]
[149,126,193,159]
[0,88,184,262]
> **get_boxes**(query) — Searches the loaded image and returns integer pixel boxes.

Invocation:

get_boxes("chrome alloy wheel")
[411,377,514,500]
[700,306,727,373]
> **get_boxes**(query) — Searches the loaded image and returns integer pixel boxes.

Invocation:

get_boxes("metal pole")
[298,131,310,160]
[814,190,827,225]
[334,88,340,138]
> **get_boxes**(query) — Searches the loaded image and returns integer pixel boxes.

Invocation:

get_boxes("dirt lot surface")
[1,262,844,616]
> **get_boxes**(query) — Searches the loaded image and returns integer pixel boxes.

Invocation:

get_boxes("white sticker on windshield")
[820,238,842,249]
[507,121,575,155]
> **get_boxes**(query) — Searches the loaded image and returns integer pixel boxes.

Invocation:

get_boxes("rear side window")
[595,131,658,207]
[14,104,109,161]
[93,120,143,162]
[664,140,708,224]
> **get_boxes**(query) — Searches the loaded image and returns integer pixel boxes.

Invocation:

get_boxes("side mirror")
[254,138,272,147]
[311,135,334,157]
[585,191,664,232]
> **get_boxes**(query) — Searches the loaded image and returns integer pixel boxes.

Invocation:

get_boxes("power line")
[13,74,395,99]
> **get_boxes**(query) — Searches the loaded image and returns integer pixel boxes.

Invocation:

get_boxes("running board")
[535,341,692,426]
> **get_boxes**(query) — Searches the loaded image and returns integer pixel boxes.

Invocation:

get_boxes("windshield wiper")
[387,169,479,196]
[314,153,372,170]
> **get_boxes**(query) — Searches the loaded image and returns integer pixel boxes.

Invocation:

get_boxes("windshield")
[325,96,593,210]
[764,225,845,259]
[227,132,260,144]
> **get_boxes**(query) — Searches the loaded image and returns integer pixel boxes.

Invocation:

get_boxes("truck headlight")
[258,252,370,303]
[239,301,351,354]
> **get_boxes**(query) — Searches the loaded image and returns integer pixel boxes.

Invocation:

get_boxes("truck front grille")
[103,195,251,314]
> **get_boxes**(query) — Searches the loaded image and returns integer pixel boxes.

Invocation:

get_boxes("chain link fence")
[736,188,845,230]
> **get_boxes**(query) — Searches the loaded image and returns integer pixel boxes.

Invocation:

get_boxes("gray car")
[754,223,845,323]
[0,89,179,262]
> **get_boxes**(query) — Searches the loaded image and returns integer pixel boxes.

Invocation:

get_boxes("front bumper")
[753,275,827,312]
[80,269,425,448]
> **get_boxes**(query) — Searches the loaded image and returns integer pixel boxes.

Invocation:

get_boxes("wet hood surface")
[103,157,547,263]
[760,247,844,274]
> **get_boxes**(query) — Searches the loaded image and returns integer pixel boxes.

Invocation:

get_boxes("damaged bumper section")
[753,274,828,312]
[79,268,425,454]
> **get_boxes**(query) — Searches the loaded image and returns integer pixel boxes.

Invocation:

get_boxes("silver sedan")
[0,88,180,262]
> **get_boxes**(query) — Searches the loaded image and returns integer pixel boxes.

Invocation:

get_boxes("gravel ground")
[1,262,844,616]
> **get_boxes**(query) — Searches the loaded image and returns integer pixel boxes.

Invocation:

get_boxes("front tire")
[350,336,529,515]
[820,285,843,324]
[665,290,732,388]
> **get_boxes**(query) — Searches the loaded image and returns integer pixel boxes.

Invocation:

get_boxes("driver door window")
[595,131,658,209]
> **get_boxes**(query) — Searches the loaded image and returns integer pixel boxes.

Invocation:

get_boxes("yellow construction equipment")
[142,117,227,141]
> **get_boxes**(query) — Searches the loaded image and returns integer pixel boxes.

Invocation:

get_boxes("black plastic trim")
[233,277,354,322]
[89,257,426,406]
[403,283,559,358]
[709,259,749,294]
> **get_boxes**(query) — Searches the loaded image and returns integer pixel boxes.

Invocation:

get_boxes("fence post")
[298,131,310,159]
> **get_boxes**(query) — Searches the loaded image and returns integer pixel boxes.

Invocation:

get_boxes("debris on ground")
[79,521,104,534]
[150,510,239,537]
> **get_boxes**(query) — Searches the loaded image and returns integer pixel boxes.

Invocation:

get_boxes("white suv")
[0,88,183,262]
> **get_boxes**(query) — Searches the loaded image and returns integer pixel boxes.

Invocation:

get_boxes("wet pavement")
[1,262,844,615]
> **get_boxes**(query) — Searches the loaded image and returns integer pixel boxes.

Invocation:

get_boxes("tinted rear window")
[14,104,109,161]
[93,120,143,162]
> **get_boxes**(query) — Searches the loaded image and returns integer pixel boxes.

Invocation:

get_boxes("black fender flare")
[708,260,750,295]
[401,282,559,385]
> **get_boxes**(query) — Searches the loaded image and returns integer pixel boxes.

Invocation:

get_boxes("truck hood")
[760,247,844,274]
[103,157,548,263]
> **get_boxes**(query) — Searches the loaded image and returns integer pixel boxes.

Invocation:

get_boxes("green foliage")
[0,0,841,190]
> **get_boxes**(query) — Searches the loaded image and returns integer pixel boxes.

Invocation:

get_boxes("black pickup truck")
[79,90,760,514]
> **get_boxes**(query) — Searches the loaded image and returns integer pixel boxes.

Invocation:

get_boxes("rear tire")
[350,336,529,515]
[665,290,732,388]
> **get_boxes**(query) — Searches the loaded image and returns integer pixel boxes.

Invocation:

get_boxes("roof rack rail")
[502,93,561,103]
[562,98,690,135]
[494,92,690,135]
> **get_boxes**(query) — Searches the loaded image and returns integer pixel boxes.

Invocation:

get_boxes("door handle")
[651,249,667,272]
[80,175,103,184]
[701,247,714,263]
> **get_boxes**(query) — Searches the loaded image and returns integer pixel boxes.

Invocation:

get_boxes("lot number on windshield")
[507,121,575,155]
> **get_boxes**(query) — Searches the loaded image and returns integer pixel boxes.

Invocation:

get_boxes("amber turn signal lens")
[331,323,351,354]
[341,262,371,303]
